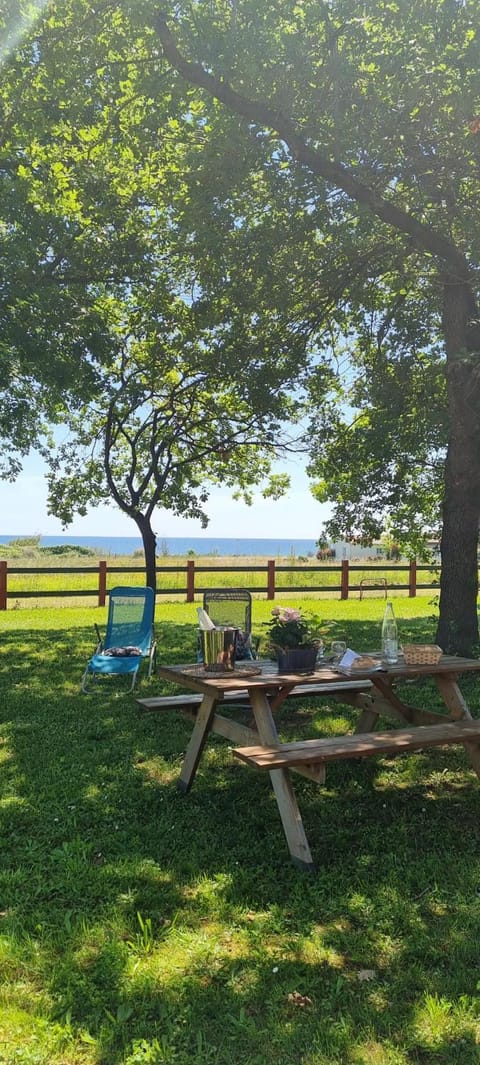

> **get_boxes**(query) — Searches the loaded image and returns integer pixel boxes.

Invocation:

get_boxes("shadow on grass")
[0,620,480,1064]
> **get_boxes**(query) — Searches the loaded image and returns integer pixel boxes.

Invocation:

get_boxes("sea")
[0,534,318,558]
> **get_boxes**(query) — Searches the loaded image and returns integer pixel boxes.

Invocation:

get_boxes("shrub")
[7,535,42,549]
[39,544,95,556]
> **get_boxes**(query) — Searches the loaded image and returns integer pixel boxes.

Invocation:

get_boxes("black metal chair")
[202,589,257,659]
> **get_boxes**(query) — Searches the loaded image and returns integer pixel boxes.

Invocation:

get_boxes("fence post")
[98,560,107,607]
[186,559,195,603]
[341,559,349,600]
[267,559,276,600]
[0,560,7,610]
[409,559,417,598]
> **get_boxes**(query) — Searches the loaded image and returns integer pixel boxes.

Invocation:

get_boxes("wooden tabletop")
[364,654,480,678]
[155,660,337,695]
[155,655,480,697]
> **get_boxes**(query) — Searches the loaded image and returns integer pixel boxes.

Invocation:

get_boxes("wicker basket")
[402,644,443,666]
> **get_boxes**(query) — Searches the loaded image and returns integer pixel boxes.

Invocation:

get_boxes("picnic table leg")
[364,677,449,727]
[249,689,315,872]
[353,691,382,733]
[178,693,218,793]
[434,674,480,778]
[350,680,414,731]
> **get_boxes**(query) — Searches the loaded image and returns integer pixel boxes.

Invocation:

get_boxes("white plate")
[336,663,385,675]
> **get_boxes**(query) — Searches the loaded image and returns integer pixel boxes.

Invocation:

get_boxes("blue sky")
[1,451,330,538]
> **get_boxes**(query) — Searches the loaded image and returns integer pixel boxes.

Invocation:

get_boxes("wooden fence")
[0,557,440,609]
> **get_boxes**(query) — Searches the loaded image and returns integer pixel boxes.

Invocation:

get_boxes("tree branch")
[155,13,469,278]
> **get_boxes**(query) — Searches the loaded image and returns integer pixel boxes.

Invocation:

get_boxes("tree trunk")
[132,513,157,601]
[436,278,480,654]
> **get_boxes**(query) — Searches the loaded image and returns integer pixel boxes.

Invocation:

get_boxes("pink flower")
[263,604,326,653]
[281,608,302,622]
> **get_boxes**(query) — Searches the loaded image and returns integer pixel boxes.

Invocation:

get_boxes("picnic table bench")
[234,719,480,770]
[138,676,371,713]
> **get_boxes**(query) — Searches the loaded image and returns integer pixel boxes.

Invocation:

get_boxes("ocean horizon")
[0,534,318,558]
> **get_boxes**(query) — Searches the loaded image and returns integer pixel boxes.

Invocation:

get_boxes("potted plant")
[262,606,328,674]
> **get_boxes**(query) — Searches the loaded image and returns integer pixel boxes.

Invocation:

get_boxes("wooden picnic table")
[146,656,480,871]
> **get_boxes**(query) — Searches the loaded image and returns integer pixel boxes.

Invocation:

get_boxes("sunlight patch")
[1,1,49,66]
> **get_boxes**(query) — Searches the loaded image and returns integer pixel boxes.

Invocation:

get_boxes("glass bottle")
[381,601,398,664]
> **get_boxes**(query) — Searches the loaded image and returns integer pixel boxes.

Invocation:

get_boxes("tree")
[46,307,297,593]
[5,1,480,650]
[153,1,480,652]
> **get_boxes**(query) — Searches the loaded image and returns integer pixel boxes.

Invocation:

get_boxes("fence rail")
[0,557,441,609]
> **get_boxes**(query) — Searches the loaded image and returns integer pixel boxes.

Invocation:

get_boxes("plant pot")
[276,646,317,674]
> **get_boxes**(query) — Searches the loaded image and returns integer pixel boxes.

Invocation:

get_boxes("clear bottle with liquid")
[381,601,398,664]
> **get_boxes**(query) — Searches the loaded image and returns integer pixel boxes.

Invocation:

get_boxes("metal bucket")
[200,627,239,672]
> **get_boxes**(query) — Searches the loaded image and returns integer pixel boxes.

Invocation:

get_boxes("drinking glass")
[315,640,325,666]
[331,639,347,665]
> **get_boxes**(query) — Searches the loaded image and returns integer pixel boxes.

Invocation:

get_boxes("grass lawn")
[0,597,479,1064]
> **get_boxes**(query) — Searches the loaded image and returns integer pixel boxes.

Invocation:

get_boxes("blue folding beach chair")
[81,586,156,693]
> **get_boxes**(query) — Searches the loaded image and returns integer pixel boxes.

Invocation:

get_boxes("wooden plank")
[137,692,246,711]
[139,693,208,710]
[290,762,326,785]
[137,678,372,713]
[210,714,260,746]
[233,720,480,770]
[98,560,107,607]
[0,560,7,611]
